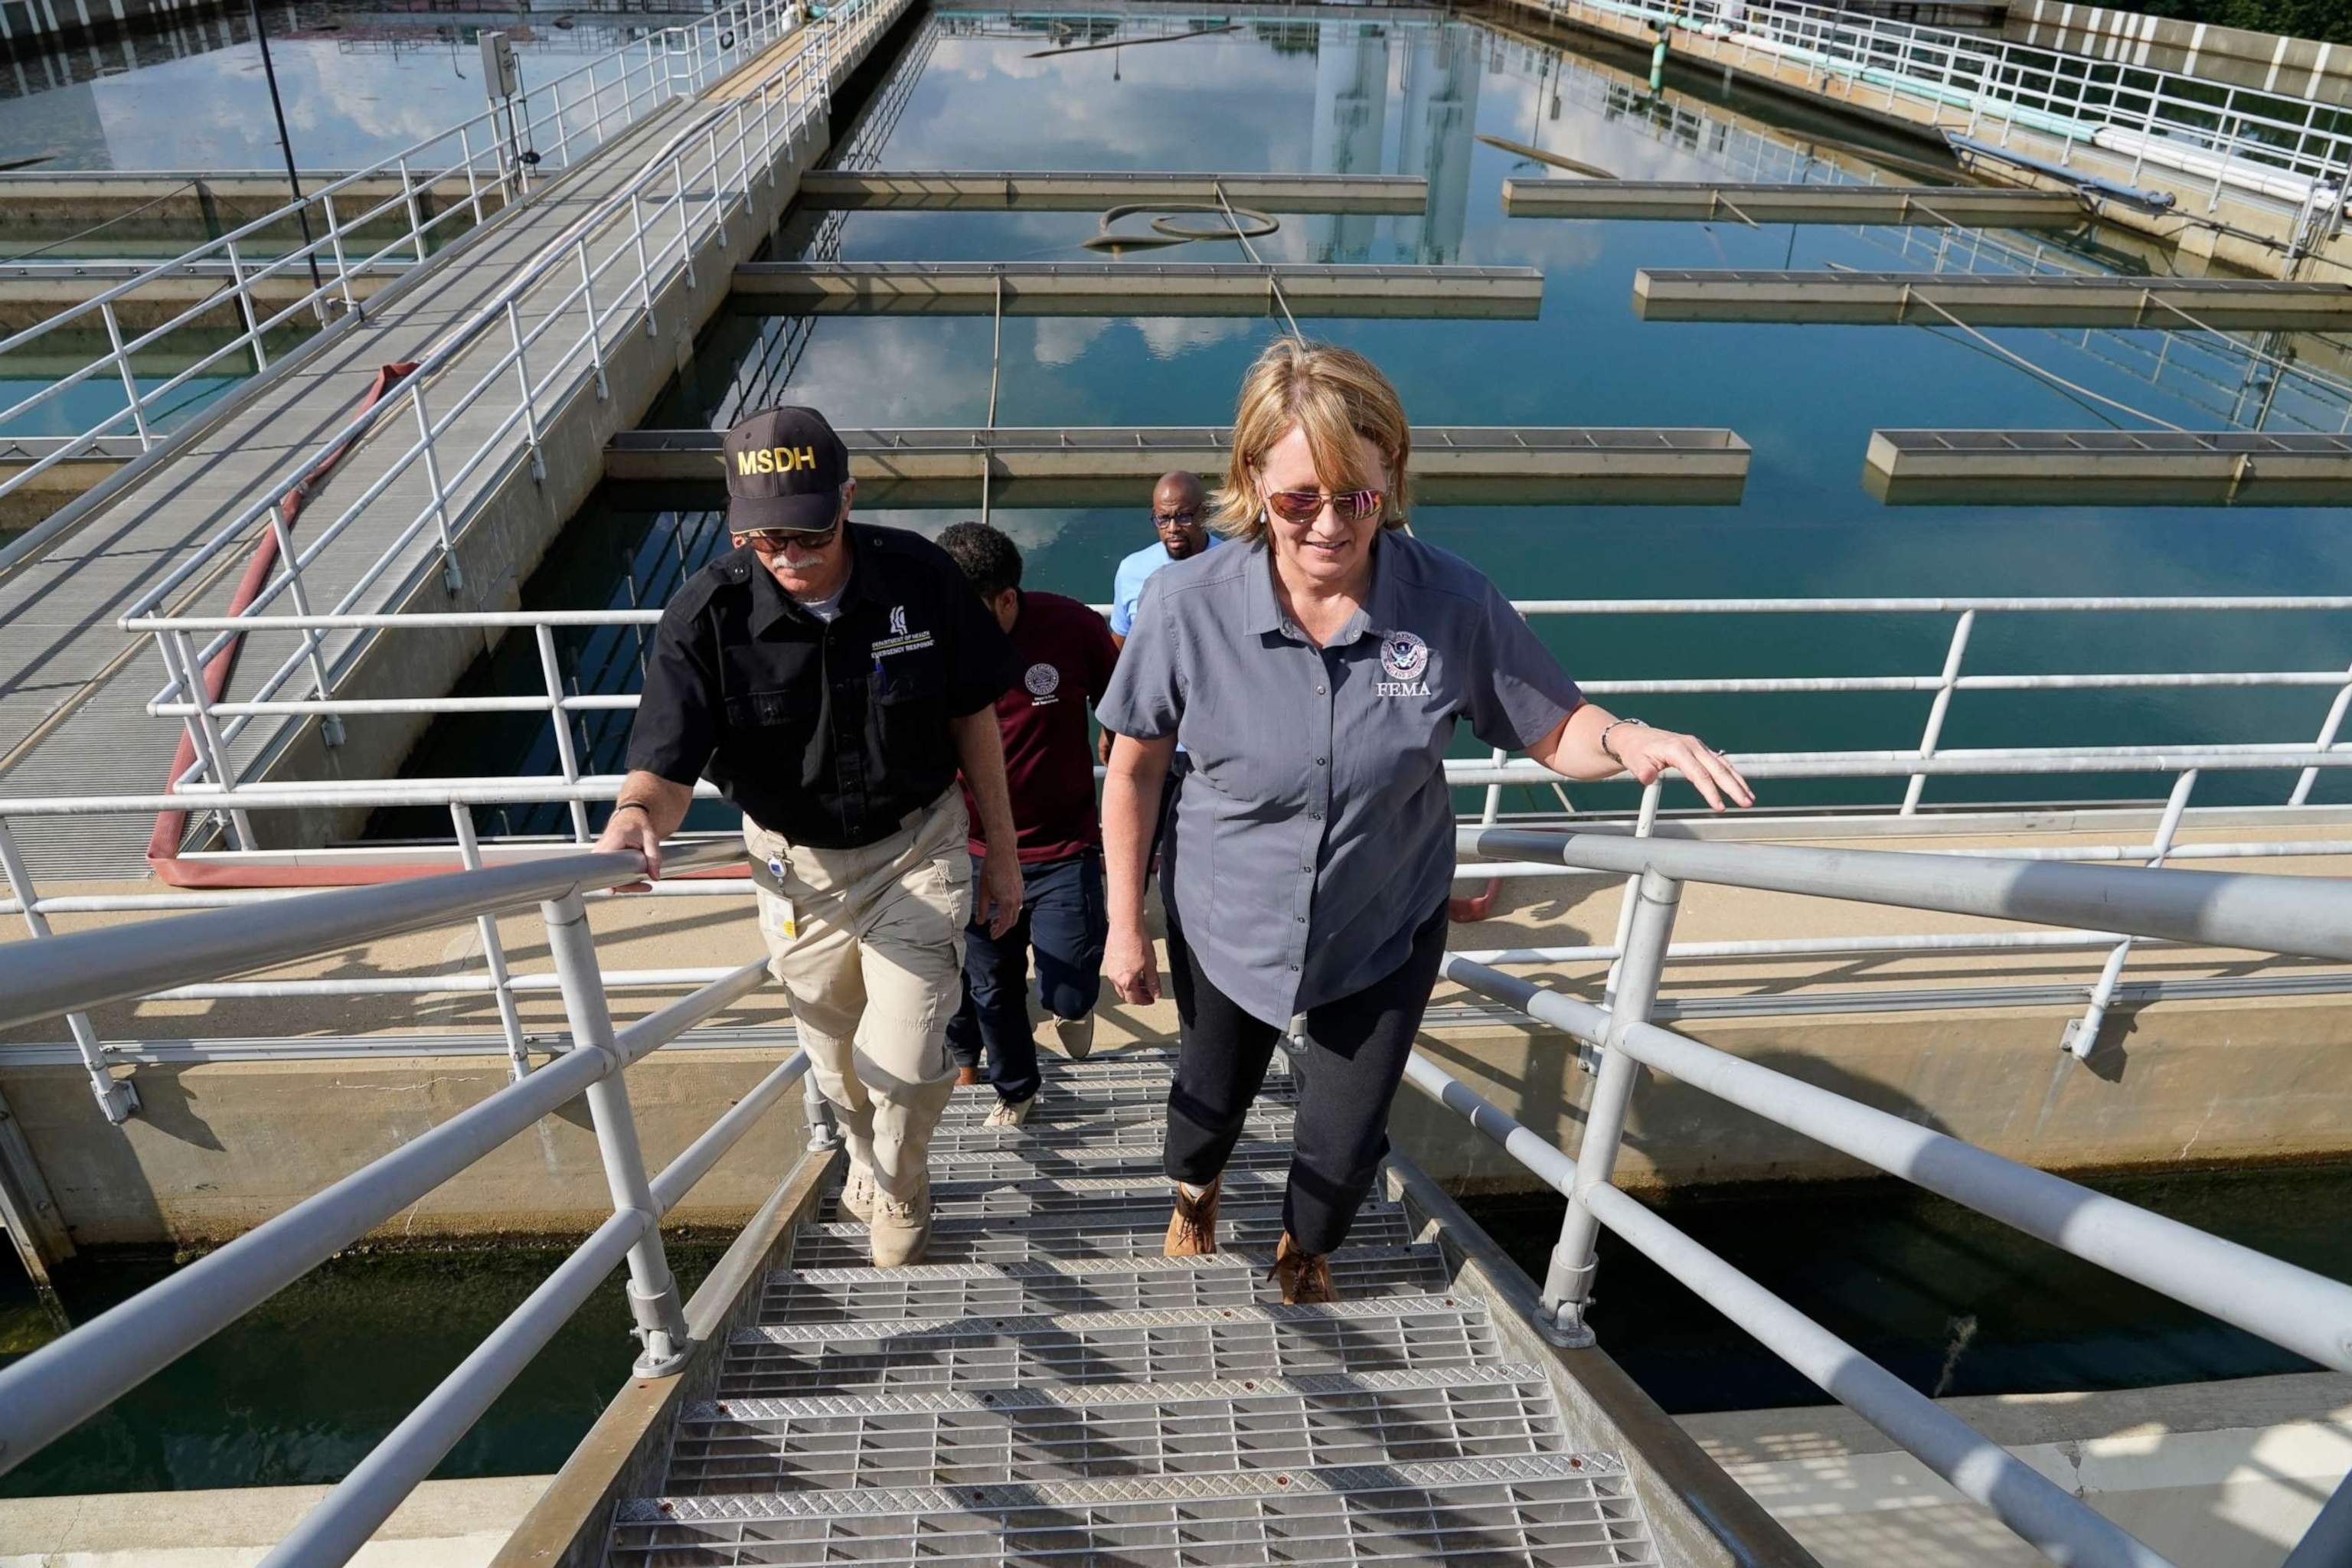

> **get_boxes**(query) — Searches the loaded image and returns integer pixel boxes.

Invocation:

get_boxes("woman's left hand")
[1615,726,1756,812]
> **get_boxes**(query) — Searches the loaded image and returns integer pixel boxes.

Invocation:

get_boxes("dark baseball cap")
[722,406,849,533]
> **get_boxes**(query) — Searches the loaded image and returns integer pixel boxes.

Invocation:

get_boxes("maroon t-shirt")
[962,590,1120,864]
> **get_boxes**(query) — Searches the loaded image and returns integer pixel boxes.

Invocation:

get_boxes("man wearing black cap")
[595,407,1024,1269]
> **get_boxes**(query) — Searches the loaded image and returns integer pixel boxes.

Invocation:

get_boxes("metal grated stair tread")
[609,1453,1656,1566]
[758,1244,1451,1321]
[822,1167,1288,1221]
[920,1136,1294,1182]
[927,1107,1292,1154]
[783,1200,1412,1268]
[666,1364,1567,1491]
[717,1294,1502,1397]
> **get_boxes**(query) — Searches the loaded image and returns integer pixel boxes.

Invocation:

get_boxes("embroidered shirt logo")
[1377,630,1432,697]
[888,606,908,636]
[1380,632,1430,680]
[1024,662,1061,701]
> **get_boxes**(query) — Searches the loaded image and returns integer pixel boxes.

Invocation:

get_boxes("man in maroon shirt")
[937,522,1121,1125]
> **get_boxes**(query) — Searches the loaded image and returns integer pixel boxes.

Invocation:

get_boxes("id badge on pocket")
[760,856,798,943]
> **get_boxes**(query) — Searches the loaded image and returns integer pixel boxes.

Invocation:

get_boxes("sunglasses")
[733,521,841,550]
[1152,508,1203,527]
[1263,488,1383,525]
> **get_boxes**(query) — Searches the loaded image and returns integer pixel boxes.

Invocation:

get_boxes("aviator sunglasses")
[1263,488,1384,525]
[732,520,842,550]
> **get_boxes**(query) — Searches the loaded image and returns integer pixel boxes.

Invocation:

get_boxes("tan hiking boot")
[840,1161,876,1223]
[983,1094,1035,1129]
[1048,1012,1096,1061]
[1271,1233,1337,1305]
[1164,1178,1220,1256]
[956,1064,982,1087]
[870,1177,932,1267]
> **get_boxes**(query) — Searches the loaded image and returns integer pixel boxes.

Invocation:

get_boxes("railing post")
[1903,608,1975,815]
[504,299,545,483]
[100,301,152,449]
[2063,769,2196,1060]
[1543,866,1681,1347]
[163,629,258,848]
[2289,659,2352,806]
[263,511,347,748]
[536,625,595,843]
[410,385,466,593]
[0,818,137,1124]
[1599,779,1662,1016]
[630,191,658,335]
[802,1070,840,1150]
[456,124,485,227]
[452,805,531,1080]
[321,191,358,318]
[224,237,267,374]
[398,155,430,262]
[576,239,609,401]
[539,889,690,1378]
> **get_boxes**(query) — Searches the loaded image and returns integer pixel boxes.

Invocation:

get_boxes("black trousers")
[1161,899,1450,1255]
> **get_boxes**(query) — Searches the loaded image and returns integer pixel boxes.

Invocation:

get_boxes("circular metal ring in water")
[1080,201,1282,254]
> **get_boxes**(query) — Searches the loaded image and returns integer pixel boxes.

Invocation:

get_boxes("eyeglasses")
[1152,508,1202,528]
[1263,488,1383,525]
[733,521,841,550]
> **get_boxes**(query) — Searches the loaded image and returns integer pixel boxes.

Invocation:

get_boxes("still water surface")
[383,7,2352,838]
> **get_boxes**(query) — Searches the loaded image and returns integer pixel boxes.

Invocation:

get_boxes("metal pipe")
[0,841,743,1033]
[0,819,134,1123]
[1444,959,2352,1374]
[2063,769,2195,1059]
[1465,828,2352,964]
[541,889,690,1377]
[255,1207,649,1568]
[1399,1050,1576,1195]
[1544,869,1677,1346]
[452,805,531,1079]
[1580,1184,2174,1568]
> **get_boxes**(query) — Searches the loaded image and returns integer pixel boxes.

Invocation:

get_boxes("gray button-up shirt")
[1098,532,1583,1027]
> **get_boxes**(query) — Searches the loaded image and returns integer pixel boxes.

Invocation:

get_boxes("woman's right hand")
[1105,923,1160,1006]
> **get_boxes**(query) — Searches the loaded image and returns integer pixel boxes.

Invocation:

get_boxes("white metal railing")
[1553,0,2352,211]
[111,0,897,792]
[0,840,838,1568]
[1416,828,2352,1568]
[0,0,813,521]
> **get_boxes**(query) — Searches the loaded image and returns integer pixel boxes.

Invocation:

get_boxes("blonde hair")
[1211,338,1412,541]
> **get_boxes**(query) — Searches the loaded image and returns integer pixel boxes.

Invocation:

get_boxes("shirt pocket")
[871,645,952,770]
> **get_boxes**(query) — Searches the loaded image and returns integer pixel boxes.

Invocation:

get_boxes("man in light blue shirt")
[1107,471,1219,645]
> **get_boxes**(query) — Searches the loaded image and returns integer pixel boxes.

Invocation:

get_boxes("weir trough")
[606,424,1753,506]
[1632,269,2352,328]
[727,261,1547,317]
[799,169,1431,211]
[1503,180,2086,226]
[1865,427,2352,505]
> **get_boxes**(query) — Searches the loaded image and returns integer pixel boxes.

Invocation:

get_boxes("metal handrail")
[0,838,825,1568]
[0,0,807,516]
[1409,824,2352,1566]
[1602,0,2352,196]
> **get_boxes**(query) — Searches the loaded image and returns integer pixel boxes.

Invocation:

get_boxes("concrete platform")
[1632,269,2352,328]
[798,169,1429,212]
[727,260,1547,317]
[605,423,1753,506]
[1503,179,2085,226]
[1865,427,2352,505]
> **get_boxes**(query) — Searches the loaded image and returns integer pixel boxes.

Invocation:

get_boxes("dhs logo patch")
[1377,632,1432,697]
[1024,662,1062,703]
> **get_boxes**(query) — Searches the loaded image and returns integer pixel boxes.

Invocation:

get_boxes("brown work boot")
[956,1064,981,1087]
[1163,1178,1220,1256]
[1271,1232,1337,1305]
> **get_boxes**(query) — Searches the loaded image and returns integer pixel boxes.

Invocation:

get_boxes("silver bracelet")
[1597,717,1649,767]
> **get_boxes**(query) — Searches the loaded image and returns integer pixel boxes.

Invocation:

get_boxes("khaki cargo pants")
[746,789,970,1201]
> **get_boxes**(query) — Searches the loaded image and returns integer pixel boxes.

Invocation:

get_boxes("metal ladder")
[603,1049,1661,1565]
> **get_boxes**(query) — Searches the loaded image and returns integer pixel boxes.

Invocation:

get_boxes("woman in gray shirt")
[1096,338,1752,1305]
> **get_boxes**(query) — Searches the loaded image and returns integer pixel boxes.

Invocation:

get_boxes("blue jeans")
[948,851,1107,1103]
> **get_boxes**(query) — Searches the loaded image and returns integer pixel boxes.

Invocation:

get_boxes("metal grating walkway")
[610,1050,1658,1565]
